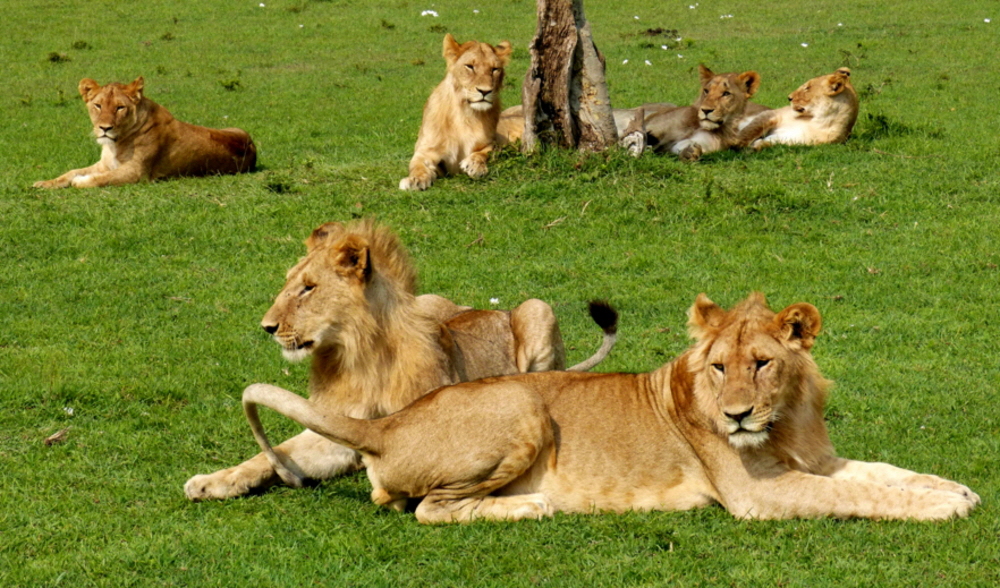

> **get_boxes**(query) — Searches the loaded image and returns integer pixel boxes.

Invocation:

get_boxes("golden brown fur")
[736,68,859,149]
[184,220,616,500]
[245,292,979,523]
[399,34,512,191]
[642,64,761,161]
[34,77,256,189]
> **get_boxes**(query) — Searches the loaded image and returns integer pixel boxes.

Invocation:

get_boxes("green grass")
[2,0,999,585]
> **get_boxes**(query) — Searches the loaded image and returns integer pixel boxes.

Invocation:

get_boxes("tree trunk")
[521,0,617,153]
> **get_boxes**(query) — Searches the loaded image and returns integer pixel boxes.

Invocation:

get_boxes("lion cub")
[34,77,256,189]
[399,34,512,191]
[736,68,859,150]
[642,64,761,161]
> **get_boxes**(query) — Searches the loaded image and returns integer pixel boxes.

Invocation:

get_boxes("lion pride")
[184,219,616,500]
[34,77,256,189]
[399,34,512,190]
[244,292,978,523]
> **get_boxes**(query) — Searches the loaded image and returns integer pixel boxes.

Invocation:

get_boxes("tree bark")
[522,0,616,153]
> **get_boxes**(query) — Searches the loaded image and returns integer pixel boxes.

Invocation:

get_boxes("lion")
[244,292,979,523]
[736,68,859,150]
[33,77,256,189]
[636,64,761,161]
[399,34,512,191]
[184,219,617,500]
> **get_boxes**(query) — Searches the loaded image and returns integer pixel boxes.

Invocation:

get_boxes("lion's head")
[788,67,857,118]
[78,77,146,145]
[694,65,761,131]
[442,33,512,112]
[260,220,418,364]
[685,292,825,450]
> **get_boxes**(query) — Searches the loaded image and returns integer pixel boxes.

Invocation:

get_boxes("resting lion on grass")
[245,292,979,523]
[184,219,617,500]
[641,64,761,161]
[399,34,512,191]
[34,77,256,189]
[736,68,859,150]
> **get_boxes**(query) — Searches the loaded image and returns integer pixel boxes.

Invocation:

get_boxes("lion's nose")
[477,88,493,98]
[99,125,113,133]
[262,323,278,335]
[725,408,754,424]
[701,108,714,116]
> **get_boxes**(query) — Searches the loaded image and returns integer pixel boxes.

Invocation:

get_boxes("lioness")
[399,34,512,191]
[34,77,256,189]
[641,64,761,161]
[245,292,979,523]
[184,219,617,500]
[736,68,859,150]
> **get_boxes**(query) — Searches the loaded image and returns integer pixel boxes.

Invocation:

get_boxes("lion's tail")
[567,300,619,372]
[242,384,381,487]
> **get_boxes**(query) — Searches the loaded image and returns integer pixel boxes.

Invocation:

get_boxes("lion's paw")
[460,157,488,179]
[33,179,63,189]
[679,144,703,162]
[184,471,252,501]
[918,489,978,520]
[399,176,431,191]
[620,131,646,157]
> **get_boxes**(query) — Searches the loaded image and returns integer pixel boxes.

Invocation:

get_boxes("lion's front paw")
[33,179,65,189]
[184,471,254,501]
[620,131,646,157]
[679,144,703,162]
[460,157,488,179]
[399,175,432,191]
[919,489,979,520]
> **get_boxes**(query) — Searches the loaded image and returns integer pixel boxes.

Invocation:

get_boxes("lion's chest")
[99,143,121,171]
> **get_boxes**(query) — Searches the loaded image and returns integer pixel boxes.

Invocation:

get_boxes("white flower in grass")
[801,43,809,47]
[622,59,629,64]
[634,16,640,20]
[838,23,844,26]
[489,298,500,305]
[677,54,684,58]
[473,10,480,14]
[259,3,265,7]
[421,10,439,17]
[645,60,652,66]
[64,407,74,416]
[986,18,992,23]
[661,45,668,50]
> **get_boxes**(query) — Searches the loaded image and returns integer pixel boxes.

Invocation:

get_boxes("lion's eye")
[492,68,499,74]
[712,363,725,373]
[465,64,475,71]
[116,106,125,112]
[756,359,770,370]
[300,284,315,296]
[703,88,709,95]
[722,91,731,97]
[94,104,102,111]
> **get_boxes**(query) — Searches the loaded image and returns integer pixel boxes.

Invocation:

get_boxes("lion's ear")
[443,33,462,64]
[687,293,726,339]
[78,78,101,102]
[125,76,144,102]
[826,70,850,96]
[306,222,344,251]
[774,302,822,350]
[698,64,714,85]
[332,234,372,282]
[494,41,512,66]
[738,71,761,98]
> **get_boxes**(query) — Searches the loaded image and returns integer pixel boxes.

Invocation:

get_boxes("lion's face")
[788,67,855,117]
[443,33,512,112]
[261,223,375,363]
[78,77,145,145]
[687,293,822,450]
[694,65,760,131]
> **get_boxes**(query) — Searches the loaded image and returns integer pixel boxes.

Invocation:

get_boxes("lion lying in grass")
[245,292,978,523]
[399,34,512,191]
[736,68,859,150]
[34,77,256,189]
[184,219,617,500]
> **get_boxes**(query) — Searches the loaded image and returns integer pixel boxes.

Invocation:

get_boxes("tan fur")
[245,292,979,523]
[737,68,859,150]
[399,34,512,191]
[642,64,761,161]
[34,77,256,189]
[184,220,616,500]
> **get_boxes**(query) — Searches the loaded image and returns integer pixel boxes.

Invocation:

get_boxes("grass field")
[2,0,999,586]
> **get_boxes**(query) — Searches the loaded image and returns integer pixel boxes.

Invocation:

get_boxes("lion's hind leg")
[509,299,566,372]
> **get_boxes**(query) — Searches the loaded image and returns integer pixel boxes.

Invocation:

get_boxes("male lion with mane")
[736,68,859,150]
[399,34,512,191]
[184,219,617,500]
[34,77,256,189]
[244,292,978,523]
